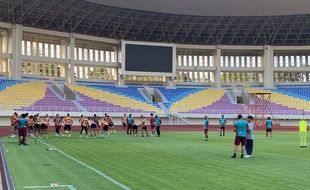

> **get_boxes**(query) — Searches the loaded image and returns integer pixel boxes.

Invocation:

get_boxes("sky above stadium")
[87,0,310,16]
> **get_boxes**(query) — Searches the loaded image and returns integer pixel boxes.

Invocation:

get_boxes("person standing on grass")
[64,113,73,137]
[92,114,100,136]
[140,115,149,137]
[203,115,209,141]
[28,115,34,136]
[101,117,109,137]
[299,119,307,148]
[127,114,134,135]
[231,114,249,159]
[149,113,156,136]
[41,114,49,138]
[245,116,254,158]
[108,116,116,134]
[121,114,127,132]
[79,116,89,138]
[34,113,41,138]
[17,114,28,145]
[90,117,98,139]
[155,115,162,137]
[10,112,18,137]
[219,115,226,136]
[266,117,273,138]
[132,120,138,137]
[53,114,63,137]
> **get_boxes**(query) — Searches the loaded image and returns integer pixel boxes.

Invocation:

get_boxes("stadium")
[0,0,309,189]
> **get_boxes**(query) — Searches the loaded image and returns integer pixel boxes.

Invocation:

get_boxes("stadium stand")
[0,81,46,111]
[158,87,202,108]
[16,88,79,112]
[247,88,310,112]
[272,88,310,101]
[1,79,310,115]
[76,92,147,113]
[169,89,226,113]
[69,84,163,114]
[185,94,243,114]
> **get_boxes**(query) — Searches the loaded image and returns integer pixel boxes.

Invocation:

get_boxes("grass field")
[1,131,310,190]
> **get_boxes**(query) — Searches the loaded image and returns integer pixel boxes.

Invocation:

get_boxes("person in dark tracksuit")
[155,115,162,137]
[245,116,254,158]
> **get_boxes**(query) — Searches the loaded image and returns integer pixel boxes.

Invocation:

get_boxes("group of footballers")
[203,114,274,159]
[10,112,163,142]
[11,112,52,139]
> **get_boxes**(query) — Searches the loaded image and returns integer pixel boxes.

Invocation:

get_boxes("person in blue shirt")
[18,114,28,145]
[127,114,134,135]
[231,114,249,159]
[266,117,273,138]
[219,115,226,136]
[155,115,162,137]
[203,115,209,141]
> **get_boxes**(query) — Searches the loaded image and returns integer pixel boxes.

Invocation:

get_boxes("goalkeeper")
[299,119,308,148]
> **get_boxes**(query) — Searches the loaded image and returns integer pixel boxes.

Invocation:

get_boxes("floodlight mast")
[245,92,278,128]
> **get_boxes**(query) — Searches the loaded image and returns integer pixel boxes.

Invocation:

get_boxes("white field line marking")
[24,184,76,190]
[37,139,131,190]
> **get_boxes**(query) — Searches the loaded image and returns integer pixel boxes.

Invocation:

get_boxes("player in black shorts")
[107,115,116,134]
[121,114,127,132]
[64,113,73,137]
[34,113,41,138]
[28,115,34,136]
[132,119,138,137]
[90,118,98,139]
[92,114,100,136]
[101,118,109,137]
[79,115,89,138]
[10,112,18,137]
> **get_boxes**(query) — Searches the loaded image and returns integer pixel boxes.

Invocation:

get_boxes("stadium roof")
[1,0,310,46]
[87,0,310,17]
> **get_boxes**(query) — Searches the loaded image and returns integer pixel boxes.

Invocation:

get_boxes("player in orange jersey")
[121,114,127,132]
[101,117,109,137]
[79,115,89,138]
[10,112,18,137]
[64,113,73,137]
[41,114,50,138]
[140,115,149,137]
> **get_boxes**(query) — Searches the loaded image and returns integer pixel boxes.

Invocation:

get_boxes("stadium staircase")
[50,84,65,99]
[226,89,237,104]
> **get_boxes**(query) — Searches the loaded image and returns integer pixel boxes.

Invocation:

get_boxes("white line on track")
[24,184,76,190]
[37,139,131,190]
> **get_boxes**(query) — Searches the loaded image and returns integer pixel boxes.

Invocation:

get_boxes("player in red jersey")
[149,113,156,136]
[53,114,63,137]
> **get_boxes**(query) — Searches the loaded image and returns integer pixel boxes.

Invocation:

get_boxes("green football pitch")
[1,131,310,190]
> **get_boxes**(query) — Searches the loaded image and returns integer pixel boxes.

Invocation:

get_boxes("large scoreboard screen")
[121,41,176,76]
